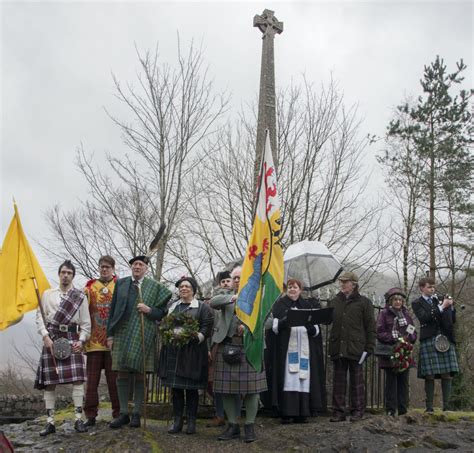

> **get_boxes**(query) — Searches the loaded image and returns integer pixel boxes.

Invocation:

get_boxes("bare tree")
[44,39,229,280]
[182,77,388,284]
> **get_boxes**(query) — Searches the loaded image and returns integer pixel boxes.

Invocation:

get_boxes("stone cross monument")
[253,9,283,185]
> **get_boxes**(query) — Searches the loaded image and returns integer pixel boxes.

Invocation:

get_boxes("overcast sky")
[1,0,472,364]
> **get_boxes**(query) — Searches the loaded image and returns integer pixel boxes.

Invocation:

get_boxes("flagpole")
[14,202,59,375]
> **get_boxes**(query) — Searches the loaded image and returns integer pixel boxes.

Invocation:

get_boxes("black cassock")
[265,296,327,417]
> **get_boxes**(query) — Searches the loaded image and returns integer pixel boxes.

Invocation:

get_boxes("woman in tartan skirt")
[158,277,214,435]
[376,288,417,416]
[210,267,267,443]
[411,277,459,412]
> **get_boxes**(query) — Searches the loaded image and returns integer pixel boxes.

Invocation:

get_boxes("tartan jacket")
[107,276,171,337]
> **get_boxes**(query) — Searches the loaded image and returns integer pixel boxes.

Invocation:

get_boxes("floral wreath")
[390,337,415,373]
[159,311,200,347]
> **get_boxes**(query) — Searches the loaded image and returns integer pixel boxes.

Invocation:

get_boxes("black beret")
[218,270,232,281]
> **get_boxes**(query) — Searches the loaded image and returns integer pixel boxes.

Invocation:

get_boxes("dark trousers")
[84,351,120,418]
[332,358,365,416]
[172,388,199,418]
[384,368,409,415]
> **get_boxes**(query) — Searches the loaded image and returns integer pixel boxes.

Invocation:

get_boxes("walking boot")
[74,419,88,433]
[186,416,196,435]
[217,423,240,441]
[168,416,184,434]
[39,423,56,437]
[130,413,141,428]
[168,389,185,434]
[84,417,96,427]
[109,413,130,429]
[244,423,256,443]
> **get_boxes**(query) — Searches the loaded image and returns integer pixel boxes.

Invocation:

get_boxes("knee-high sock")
[44,390,56,424]
[72,383,85,420]
[133,376,145,415]
[425,379,434,410]
[441,379,452,410]
[223,395,238,424]
[244,394,259,424]
[116,375,130,415]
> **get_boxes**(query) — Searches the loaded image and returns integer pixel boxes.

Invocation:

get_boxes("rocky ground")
[3,408,474,453]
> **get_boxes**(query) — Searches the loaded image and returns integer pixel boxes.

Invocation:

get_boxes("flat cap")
[129,255,150,265]
[338,271,359,283]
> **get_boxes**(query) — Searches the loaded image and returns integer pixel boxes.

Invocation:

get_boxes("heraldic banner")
[236,131,284,372]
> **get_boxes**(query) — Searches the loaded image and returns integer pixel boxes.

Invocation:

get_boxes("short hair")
[58,260,76,277]
[286,278,303,290]
[99,255,115,267]
[388,294,405,306]
[231,266,242,278]
[419,277,435,288]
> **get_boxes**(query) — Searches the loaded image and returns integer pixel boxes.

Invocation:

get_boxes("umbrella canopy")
[284,240,343,291]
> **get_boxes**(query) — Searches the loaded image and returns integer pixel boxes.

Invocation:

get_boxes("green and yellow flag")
[236,131,284,371]
[0,203,50,330]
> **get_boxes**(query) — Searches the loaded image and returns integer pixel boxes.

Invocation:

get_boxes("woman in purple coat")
[376,288,417,416]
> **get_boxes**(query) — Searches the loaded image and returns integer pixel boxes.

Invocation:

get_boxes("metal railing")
[145,304,386,410]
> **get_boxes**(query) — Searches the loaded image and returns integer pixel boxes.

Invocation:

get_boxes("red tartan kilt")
[34,331,86,389]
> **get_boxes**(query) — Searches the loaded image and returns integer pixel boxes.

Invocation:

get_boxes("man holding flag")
[213,131,283,443]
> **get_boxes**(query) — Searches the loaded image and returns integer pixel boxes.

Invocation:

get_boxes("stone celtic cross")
[253,9,283,190]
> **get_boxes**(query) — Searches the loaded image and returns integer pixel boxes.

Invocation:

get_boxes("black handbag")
[222,343,242,365]
[374,340,393,357]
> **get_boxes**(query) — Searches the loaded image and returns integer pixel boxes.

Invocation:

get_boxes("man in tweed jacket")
[106,255,172,429]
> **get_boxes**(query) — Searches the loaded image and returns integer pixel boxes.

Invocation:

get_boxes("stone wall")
[0,395,72,422]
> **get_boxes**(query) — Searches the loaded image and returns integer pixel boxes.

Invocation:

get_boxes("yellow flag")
[0,203,50,330]
[236,131,284,332]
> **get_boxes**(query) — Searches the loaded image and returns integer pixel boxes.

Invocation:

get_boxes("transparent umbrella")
[284,240,343,291]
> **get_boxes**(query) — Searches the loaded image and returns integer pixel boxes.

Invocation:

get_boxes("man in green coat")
[328,271,375,422]
[106,255,172,429]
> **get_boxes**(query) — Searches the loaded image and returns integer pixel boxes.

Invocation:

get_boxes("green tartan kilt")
[418,337,459,378]
[111,319,156,373]
[160,345,206,390]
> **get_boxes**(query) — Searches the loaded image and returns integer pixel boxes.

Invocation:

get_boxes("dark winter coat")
[411,296,456,344]
[158,299,214,382]
[376,305,417,368]
[265,296,327,415]
[328,291,376,361]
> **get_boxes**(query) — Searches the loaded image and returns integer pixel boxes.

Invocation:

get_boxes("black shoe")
[186,416,196,435]
[244,423,256,443]
[218,423,240,441]
[329,414,346,422]
[168,417,184,434]
[39,423,56,437]
[281,417,292,424]
[129,413,141,428]
[387,410,396,417]
[74,419,88,433]
[109,413,130,429]
[425,408,434,414]
[84,417,96,427]
[349,414,363,422]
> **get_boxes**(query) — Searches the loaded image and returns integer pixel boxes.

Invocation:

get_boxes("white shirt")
[36,287,91,343]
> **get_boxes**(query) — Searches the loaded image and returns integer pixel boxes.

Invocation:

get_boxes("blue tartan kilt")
[418,337,459,378]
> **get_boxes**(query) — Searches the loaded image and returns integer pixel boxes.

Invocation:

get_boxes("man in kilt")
[35,260,91,436]
[106,255,172,429]
[83,255,120,427]
[412,277,459,412]
[210,266,267,443]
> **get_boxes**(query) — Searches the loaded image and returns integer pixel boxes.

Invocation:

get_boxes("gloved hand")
[305,323,317,336]
[189,333,200,345]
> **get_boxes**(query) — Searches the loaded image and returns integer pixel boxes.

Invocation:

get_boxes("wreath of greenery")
[159,311,200,347]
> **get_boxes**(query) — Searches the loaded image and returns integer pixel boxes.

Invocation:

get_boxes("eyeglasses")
[232,276,240,281]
